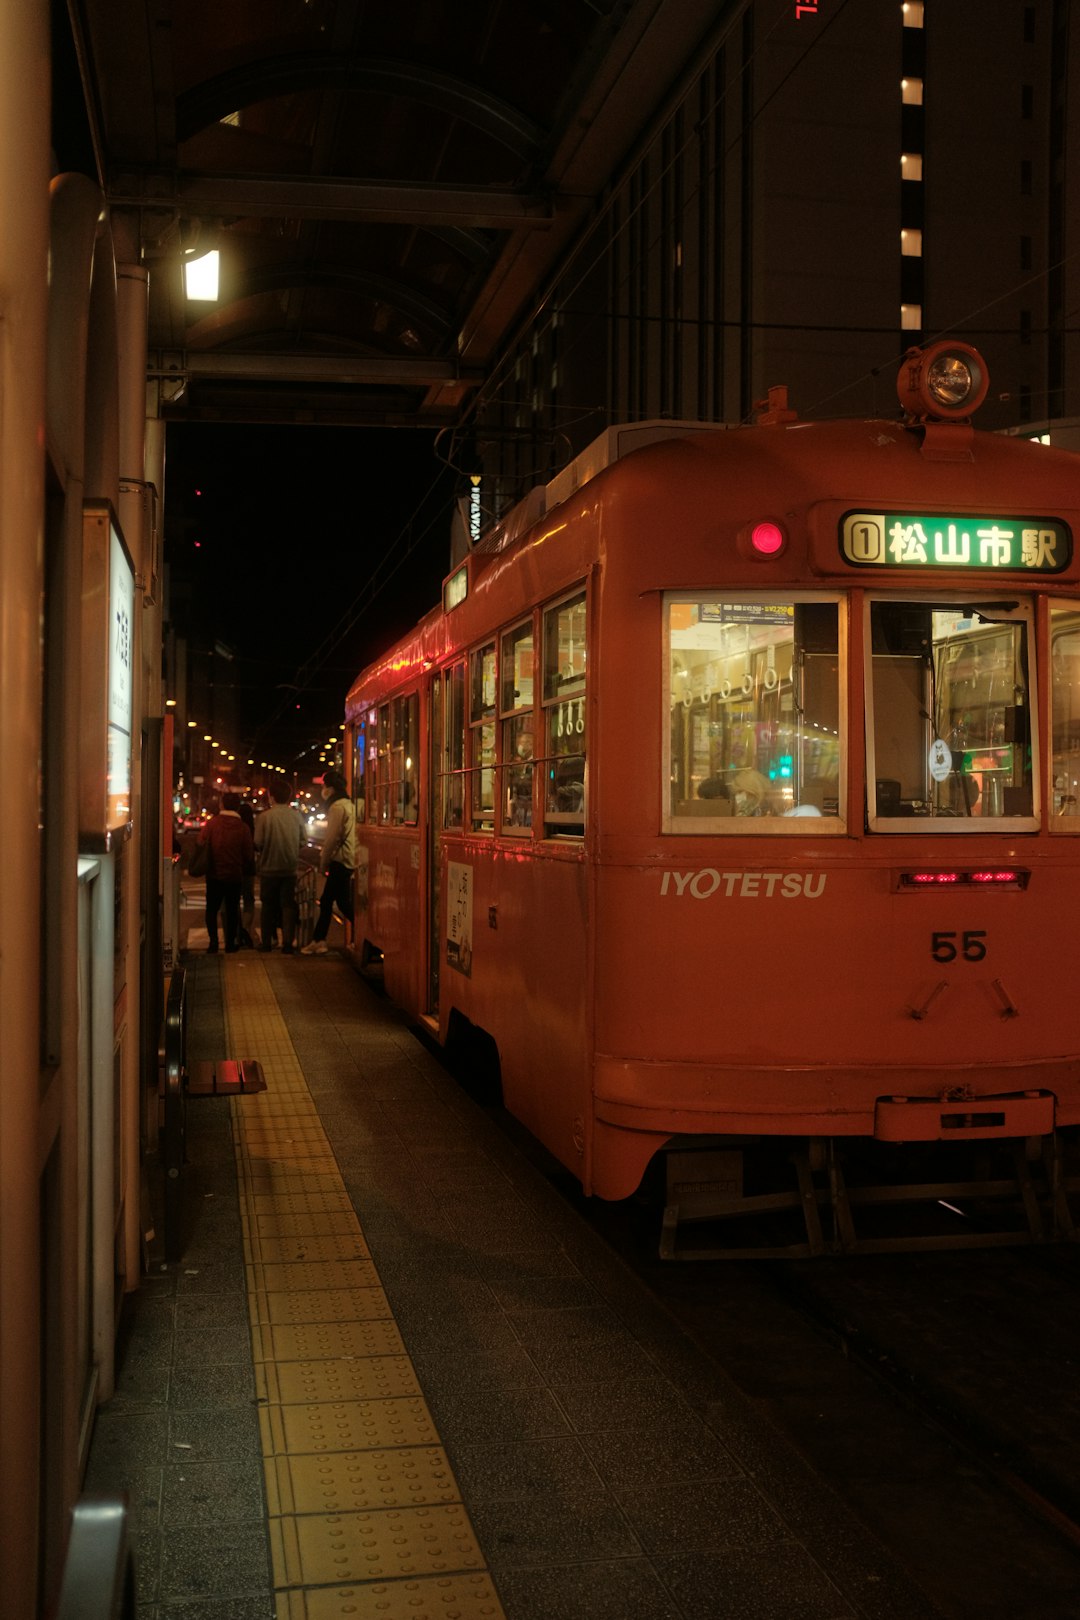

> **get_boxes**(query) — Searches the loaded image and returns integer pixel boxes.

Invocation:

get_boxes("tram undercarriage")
[657,1127,1080,1259]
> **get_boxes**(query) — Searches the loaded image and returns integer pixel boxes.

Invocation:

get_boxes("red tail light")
[899,869,1028,890]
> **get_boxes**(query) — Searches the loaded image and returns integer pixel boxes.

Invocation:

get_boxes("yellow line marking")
[221,957,507,1620]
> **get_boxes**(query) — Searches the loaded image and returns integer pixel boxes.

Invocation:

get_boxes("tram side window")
[1051,606,1080,820]
[666,596,841,828]
[389,694,419,825]
[353,716,367,823]
[500,619,535,832]
[542,590,587,836]
[376,704,392,824]
[868,600,1035,823]
[439,662,466,828]
[365,711,378,823]
[469,642,496,832]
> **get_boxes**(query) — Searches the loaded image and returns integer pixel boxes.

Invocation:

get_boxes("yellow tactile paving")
[242,1128,332,1147]
[221,957,506,1620]
[259,1395,441,1457]
[249,1233,372,1264]
[269,1503,486,1586]
[248,1259,381,1293]
[275,1573,505,1620]
[258,1355,422,1406]
[239,1163,343,1186]
[249,1286,393,1328]
[248,1190,355,1216]
[250,1318,408,1364]
[264,1446,458,1515]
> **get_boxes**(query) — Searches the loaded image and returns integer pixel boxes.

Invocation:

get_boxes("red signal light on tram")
[969,870,1022,885]
[752,522,785,555]
[907,871,962,884]
[740,519,788,559]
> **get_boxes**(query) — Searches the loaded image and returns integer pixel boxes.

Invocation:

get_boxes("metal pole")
[0,2,51,1613]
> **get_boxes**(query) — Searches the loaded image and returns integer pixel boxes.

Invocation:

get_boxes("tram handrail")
[162,966,187,1260]
[54,1495,135,1619]
[296,861,317,947]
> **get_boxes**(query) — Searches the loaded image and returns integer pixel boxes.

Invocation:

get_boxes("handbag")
[188,839,209,877]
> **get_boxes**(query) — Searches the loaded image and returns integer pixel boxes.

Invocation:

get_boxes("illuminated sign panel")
[841,511,1071,572]
[80,502,135,847]
[107,523,134,828]
[443,564,468,612]
[701,602,794,625]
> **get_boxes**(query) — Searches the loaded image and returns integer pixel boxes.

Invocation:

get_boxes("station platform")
[84,945,941,1620]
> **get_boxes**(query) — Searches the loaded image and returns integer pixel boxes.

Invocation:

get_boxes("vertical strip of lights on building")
[900,3,925,336]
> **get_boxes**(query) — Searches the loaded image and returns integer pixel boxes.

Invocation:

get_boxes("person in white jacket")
[254,778,306,952]
[300,768,358,954]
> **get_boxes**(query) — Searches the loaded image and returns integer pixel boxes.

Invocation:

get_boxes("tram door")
[426,660,467,1021]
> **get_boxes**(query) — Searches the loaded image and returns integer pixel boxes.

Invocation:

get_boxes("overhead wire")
[453,0,853,435]
[248,467,452,755]
[252,0,1074,749]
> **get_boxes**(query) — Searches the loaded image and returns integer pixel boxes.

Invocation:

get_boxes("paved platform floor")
[84,948,942,1620]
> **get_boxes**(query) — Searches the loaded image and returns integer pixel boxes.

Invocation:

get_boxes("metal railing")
[54,1495,135,1619]
[296,862,317,947]
[162,966,187,1261]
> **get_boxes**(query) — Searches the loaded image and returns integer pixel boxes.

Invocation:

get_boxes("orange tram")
[344,341,1080,1256]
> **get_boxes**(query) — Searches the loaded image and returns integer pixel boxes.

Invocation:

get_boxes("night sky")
[164,423,458,776]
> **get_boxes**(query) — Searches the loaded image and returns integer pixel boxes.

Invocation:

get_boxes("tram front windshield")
[869,599,1035,824]
[665,592,1040,831]
[666,596,842,827]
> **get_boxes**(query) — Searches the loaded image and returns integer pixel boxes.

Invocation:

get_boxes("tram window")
[389,694,419,826]
[365,713,378,823]
[439,662,466,829]
[500,620,535,832]
[352,716,368,822]
[868,600,1036,826]
[376,703,392,824]
[541,590,587,836]
[469,642,496,832]
[665,595,842,831]
[1050,607,1080,822]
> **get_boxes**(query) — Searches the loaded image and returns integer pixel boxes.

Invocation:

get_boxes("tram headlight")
[926,353,977,408]
[897,338,989,421]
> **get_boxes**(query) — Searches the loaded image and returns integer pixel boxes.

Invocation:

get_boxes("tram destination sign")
[841,511,1071,573]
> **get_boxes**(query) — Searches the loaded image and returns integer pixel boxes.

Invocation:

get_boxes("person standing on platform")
[199,791,256,953]
[255,780,306,954]
[301,768,357,955]
[237,797,257,947]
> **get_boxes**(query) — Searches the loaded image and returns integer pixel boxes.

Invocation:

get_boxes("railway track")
[576,1192,1080,1620]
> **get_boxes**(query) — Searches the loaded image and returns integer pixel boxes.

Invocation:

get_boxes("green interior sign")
[841,511,1071,572]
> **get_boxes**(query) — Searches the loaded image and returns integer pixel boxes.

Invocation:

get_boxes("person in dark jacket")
[198,792,256,953]
[237,797,257,946]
